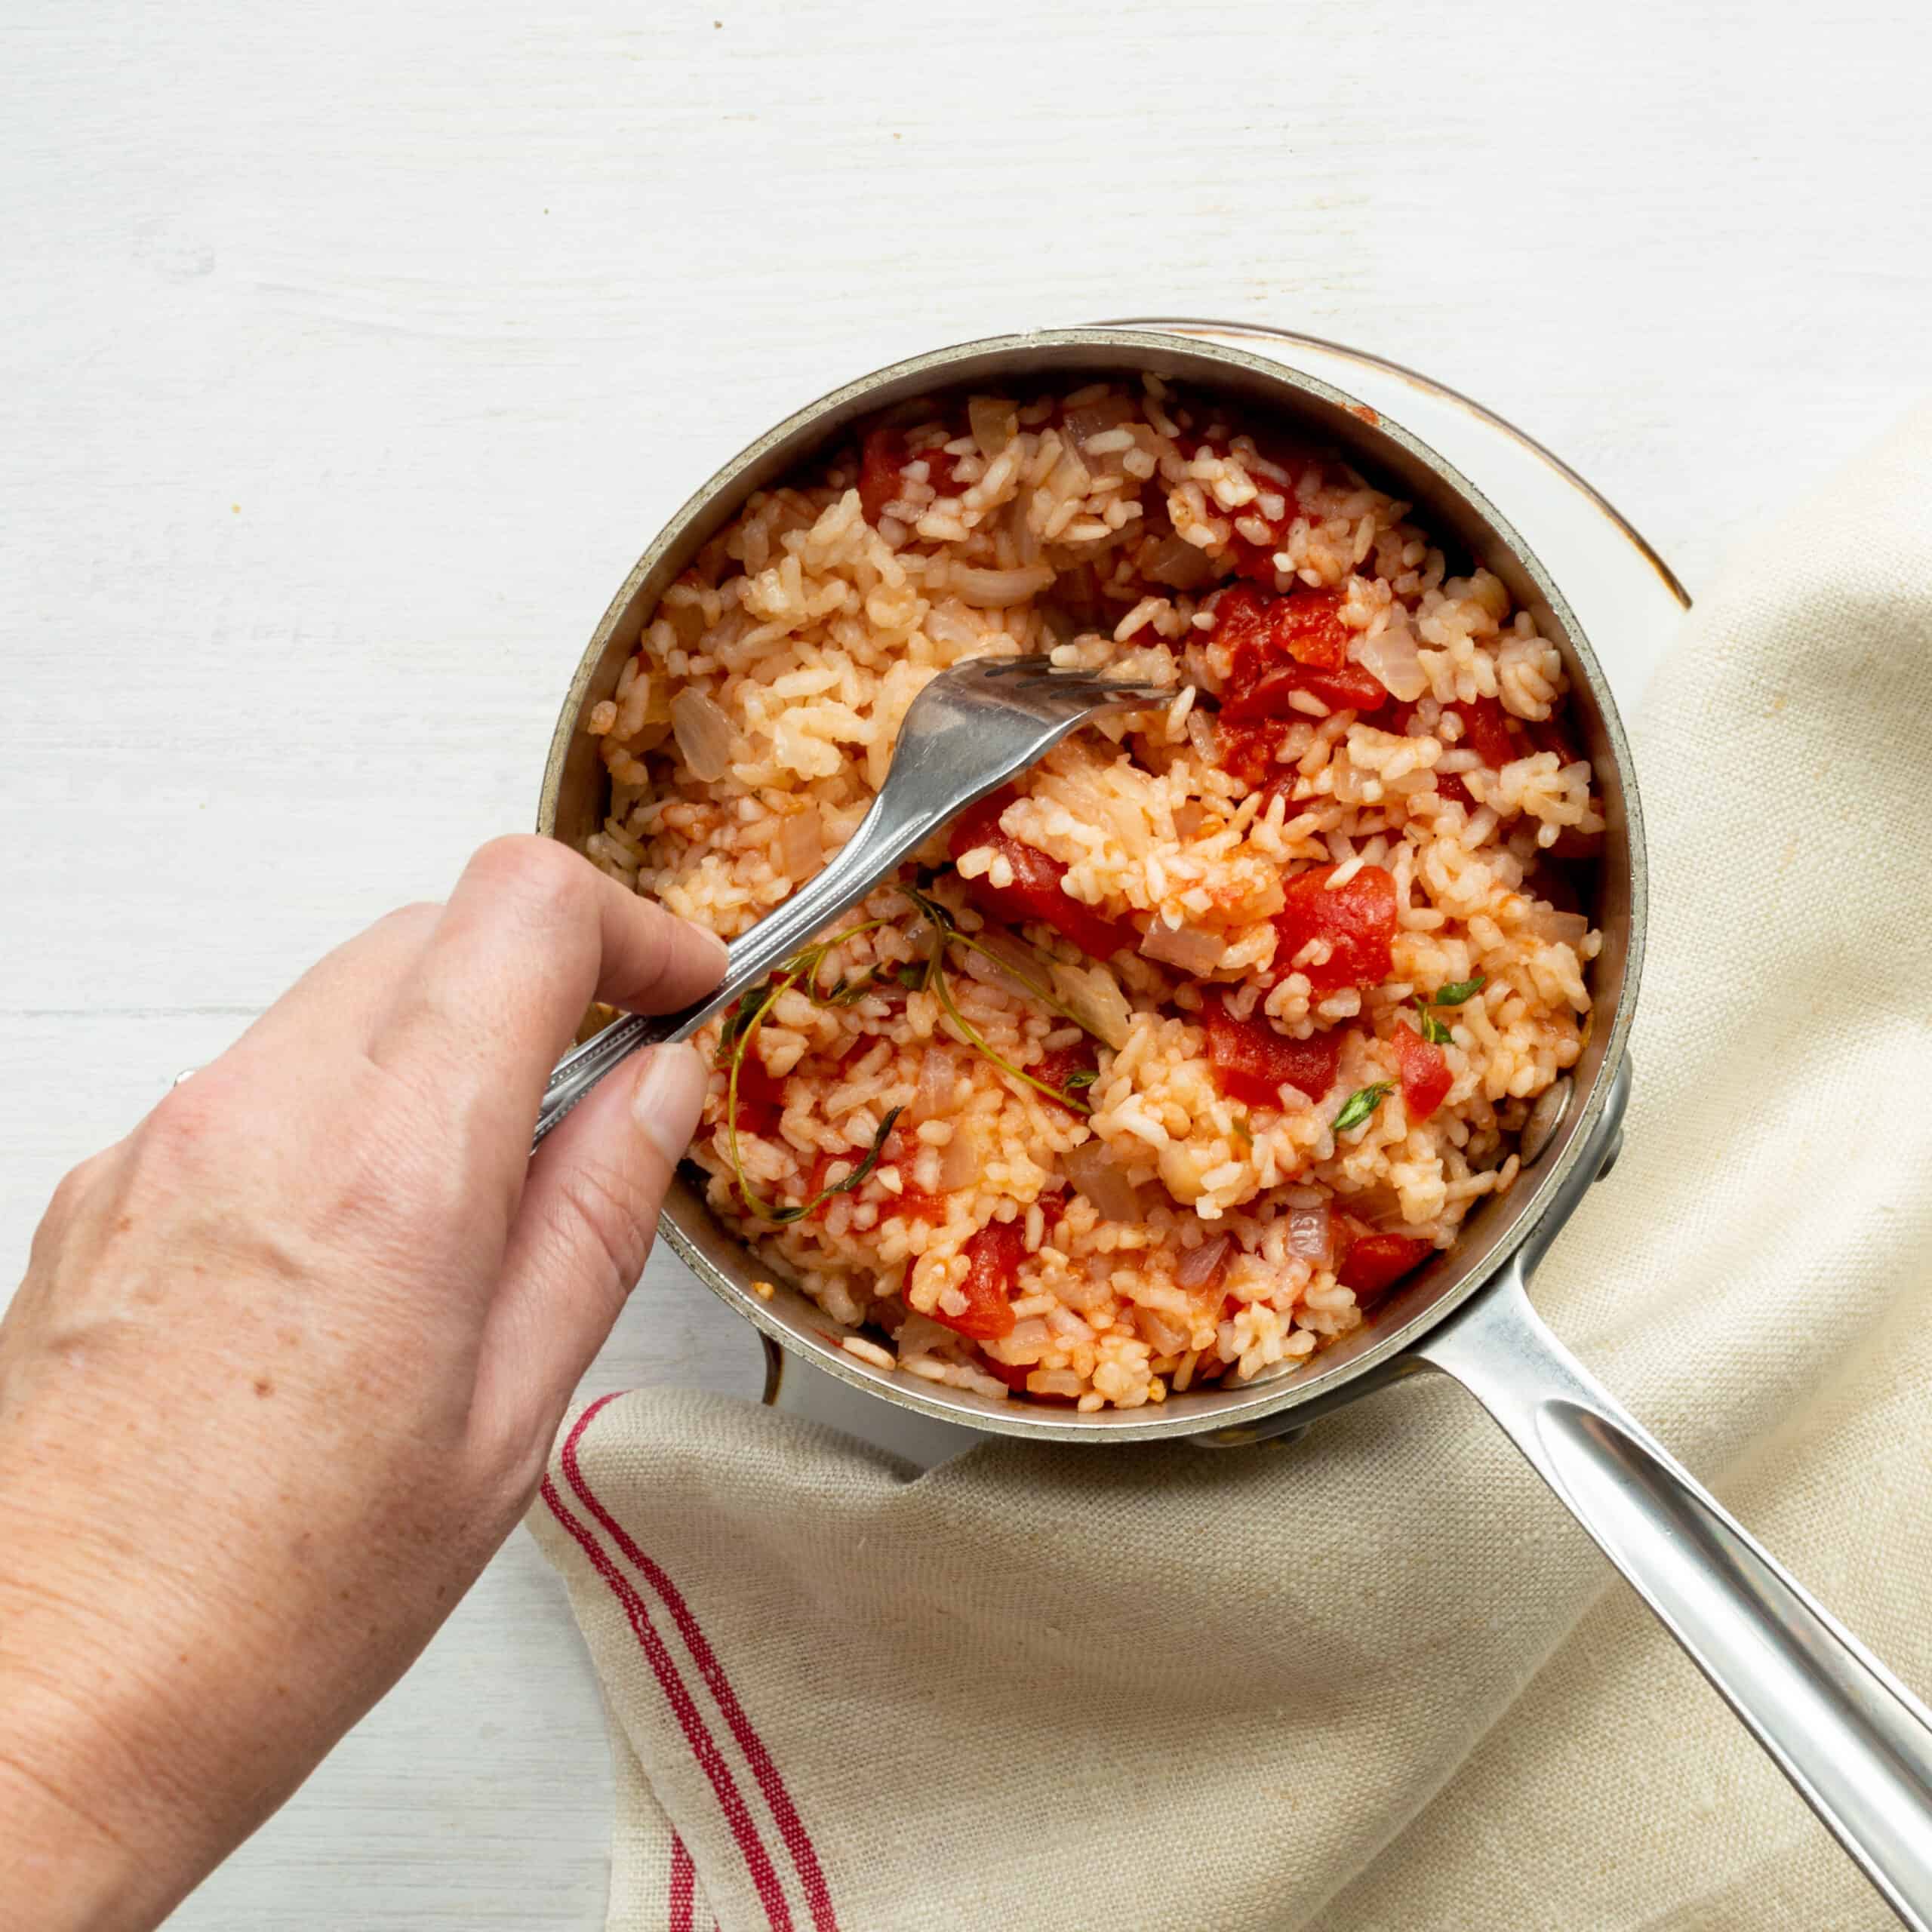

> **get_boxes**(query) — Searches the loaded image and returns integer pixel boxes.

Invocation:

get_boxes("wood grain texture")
[2,0,1927,1921]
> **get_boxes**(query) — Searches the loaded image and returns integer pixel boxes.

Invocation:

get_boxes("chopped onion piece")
[1051,959,1134,1051]
[937,1121,983,1192]
[663,598,707,651]
[1352,614,1427,703]
[1137,1306,1190,1356]
[1158,1143,1204,1204]
[1516,904,1592,946]
[1284,1202,1332,1265]
[1141,532,1216,589]
[1347,1187,1409,1233]
[1064,396,1140,446]
[1046,448,1092,501]
[638,671,674,725]
[669,687,737,783]
[909,1046,954,1124]
[944,563,1057,608]
[968,395,1018,458]
[958,929,1041,1001]
[1063,1140,1143,1222]
[1140,920,1224,974]
[777,804,823,878]
[1175,1235,1232,1294]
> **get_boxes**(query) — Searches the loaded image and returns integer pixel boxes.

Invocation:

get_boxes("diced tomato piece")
[800,1121,939,1223]
[1218,709,1377,790]
[1213,582,1352,675]
[1222,528,1284,583]
[1447,696,1521,768]
[1271,863,1398,994]
[1392,1022,1452,1121]
[884,1185,945,1224]
[732,1054,788,1136]
[1221,658,1389,722]
[857,423,909,524]
[1337,1230,1435,1303]
[1209,583,1387,721]
[1201,995,1346,1110]
[1260,769,1308,814]
[1032,1041,1099,1112]
[1382,696,1422,737]
[921,443,964,497]
[1524,712,1584,769]
[976,1352,1032,1392]
[930,1222,1023,1340]
[946,786,1131,961]
[857,420,963,524]
[1215,717,1292,789]
[1330,1208,1374,1257]
[1435,771,1476,811]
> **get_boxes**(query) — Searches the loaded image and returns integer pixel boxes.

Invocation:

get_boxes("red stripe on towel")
[540,1473,794,1930]
[562,1398,841,1930]
[669,1832,696,1932]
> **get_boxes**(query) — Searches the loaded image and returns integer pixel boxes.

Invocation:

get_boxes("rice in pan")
[584,377,1603,1410]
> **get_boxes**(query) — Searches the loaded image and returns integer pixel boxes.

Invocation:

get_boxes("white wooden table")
[3,2,1928,1922]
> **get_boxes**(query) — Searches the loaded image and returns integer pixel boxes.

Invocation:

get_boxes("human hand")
[0,837,727,1932]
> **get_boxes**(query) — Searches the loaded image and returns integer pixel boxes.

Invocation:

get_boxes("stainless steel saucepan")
[538,329,1932,1925]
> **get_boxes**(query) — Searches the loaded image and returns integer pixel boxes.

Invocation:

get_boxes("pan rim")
[538,326,1647,1444]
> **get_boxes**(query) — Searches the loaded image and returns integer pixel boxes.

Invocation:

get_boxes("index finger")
[370,835,728,1128]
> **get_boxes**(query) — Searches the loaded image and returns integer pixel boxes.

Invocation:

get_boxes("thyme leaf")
[1333,1081,1395,1135]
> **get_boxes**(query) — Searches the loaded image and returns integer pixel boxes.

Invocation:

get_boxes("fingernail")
[690,921,731,977]
[631,1041,708,1171]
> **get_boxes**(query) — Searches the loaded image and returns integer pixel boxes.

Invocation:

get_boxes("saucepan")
[537,329,1932,1924]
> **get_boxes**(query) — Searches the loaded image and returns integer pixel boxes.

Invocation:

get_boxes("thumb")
[472,1039,710,1454]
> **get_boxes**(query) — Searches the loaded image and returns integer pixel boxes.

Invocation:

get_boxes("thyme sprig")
[718,918,897,1223]
[718,889,1110,1219]
[900,885,1096,1115]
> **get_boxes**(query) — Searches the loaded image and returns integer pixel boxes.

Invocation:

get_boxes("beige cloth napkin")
[529,406,1932,1932]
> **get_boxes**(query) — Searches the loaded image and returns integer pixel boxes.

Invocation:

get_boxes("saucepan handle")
[1416,1264,1932,1929]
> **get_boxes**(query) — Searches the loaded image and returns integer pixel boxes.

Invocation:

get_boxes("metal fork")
[531,656,1169,1148]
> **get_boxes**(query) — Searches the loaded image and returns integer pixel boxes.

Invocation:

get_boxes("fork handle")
[533,789,925,1149]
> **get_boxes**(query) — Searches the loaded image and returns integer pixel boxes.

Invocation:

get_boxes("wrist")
[0,1677,178,1932]
[0,1539,212,1932]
